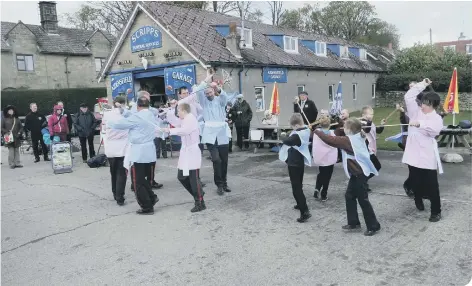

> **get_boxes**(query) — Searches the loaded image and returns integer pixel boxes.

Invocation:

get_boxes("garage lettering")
[172,72,193,85]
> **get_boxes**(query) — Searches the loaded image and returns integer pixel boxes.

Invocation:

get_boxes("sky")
[1,1,471,48]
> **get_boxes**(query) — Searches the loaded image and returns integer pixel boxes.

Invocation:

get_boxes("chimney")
[225,22,242,59]
[388,42,393,50]
[39,1,58,34]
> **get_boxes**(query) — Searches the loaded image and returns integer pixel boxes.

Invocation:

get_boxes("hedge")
[376,68,472,92]
[1,88,108,116]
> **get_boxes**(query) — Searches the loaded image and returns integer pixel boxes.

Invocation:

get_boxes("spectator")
[1,105,23,168]
[48,105,69,142]
[293,91,318,125]
[56,101,73,141]
[226,102,234,153]
[232,94,253,150]
[74,103,98,163]
[24,103,50,163]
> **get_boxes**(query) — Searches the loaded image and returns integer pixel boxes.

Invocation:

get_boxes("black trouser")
[130,162,157,210]
[131,161,157,189]
[337,149,342,162]
[199,136,204,154]
[79,135,95,160]
[206,141,229,188]
[236,125,249,149]
[367,154,381,180]
[345,174,380,231]
[108,157,126,203]
[31,134,48,159]
[288,165,308,214]
[154,137,167,158]
[178,169,204,202]
[316,165,334,198]
[409,165,441,215]
[404,165,413,191]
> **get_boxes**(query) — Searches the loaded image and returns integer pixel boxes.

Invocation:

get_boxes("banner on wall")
[111,73,134,100]
[131,26,162,53]
[262,67,288,83]
[164,65,196,97]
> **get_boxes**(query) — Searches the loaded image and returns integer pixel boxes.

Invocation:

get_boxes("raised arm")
[108,116,137,130]
[405,81,428,119]
[165,107,182,127]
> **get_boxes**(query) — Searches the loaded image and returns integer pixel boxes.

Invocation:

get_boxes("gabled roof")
[1,21,116,55]
[99,2,394,80]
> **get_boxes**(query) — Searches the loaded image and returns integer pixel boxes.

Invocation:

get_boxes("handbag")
[3,118,16,144]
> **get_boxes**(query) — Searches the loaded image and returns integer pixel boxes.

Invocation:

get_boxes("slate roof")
[139,2,394,73]
[1,21,116,55]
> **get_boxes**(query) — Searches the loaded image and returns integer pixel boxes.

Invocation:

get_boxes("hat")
[236,94,244,99]
[80,103,88,108]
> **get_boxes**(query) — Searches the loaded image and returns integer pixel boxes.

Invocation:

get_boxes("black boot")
[297,211,312,223]
[191,201,205,213]
[342,224,361,230]
[136,208,154,215]
[223,185,232,192]
[44,156,50,161]
[152,181,163,189]
[429,213,441,222]
[201,200,206,210]
[34,157,40,163]
[415,199,425,211]
[217,186,224,195]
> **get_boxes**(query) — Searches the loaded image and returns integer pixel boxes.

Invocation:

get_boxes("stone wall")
[375,91,472,111]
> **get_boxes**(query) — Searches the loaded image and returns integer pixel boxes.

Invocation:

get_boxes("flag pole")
[452,112,455,149]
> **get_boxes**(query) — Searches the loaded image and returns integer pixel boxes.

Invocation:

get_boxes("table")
[437,127,471,154]
[244,125,293,153]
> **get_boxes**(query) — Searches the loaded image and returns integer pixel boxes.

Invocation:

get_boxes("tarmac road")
[1,148,471,286]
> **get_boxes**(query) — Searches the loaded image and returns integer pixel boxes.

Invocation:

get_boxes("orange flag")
[443,67,459,114]
[269,82,280,115]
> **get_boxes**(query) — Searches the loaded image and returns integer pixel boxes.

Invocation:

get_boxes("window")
[352,83,357,100]
[443,45,456,52]
[16,54,34,71]
[255,87,265,112]
[297,85,305,94]
[340,46,349,58]
[372,83,376,99]
[95,57,106,72]
[316,41,326,56]
[328,84,335,103]
[360,49,367,60]
[466,44,472,55]
[283,36,298,53]
[236,27,253,48]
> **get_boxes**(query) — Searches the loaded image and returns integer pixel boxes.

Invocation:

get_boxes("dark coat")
[25,111,47,138]
[232,100,253,127]
[294,99,318,125]
[1,106,23,148]
[73,111,98,137]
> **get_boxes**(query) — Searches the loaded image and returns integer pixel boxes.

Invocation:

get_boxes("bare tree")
[87,1,134,35]
[268,1,285,26]
[212,1,239,14]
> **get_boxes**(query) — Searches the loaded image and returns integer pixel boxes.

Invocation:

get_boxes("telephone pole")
[429,28,432,45]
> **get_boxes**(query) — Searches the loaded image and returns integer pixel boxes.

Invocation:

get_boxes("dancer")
[312,116,338,202]
[108,97,159,215]
[333,109,350,162]
[314,118,381,236]
[102,96,129,206]
[402,79,443,222]
[360,106,385,182]
[163,103,205,212]
[279,113,312,223]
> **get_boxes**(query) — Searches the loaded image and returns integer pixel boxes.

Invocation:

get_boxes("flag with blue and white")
[330,81,343,117]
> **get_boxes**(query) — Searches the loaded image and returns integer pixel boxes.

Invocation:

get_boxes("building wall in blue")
[268,35,284,49]
[300,40,316,53]
[214,25,230,37]
[348,47,360,58]
[327,44,340,57]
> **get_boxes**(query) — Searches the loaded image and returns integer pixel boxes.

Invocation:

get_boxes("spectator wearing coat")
[56,101,73,141]
[1,105,23,168]
[232,94,253,150]
[226,102,234,153]
[24,103,50,163]
[293,91,318,125]
[73,103,98,163]
[48,105,70,142]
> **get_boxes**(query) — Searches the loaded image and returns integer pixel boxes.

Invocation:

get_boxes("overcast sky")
[1,1,471,48]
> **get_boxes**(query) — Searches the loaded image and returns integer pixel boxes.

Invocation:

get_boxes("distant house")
[98,1,395,124]
[1,1,116,90]
[435,35,472,55]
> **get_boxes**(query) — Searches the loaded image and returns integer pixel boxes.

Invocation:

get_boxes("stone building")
[98,2,395,125]
[1,1,115,90]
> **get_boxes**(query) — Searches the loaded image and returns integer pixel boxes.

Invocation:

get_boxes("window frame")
[315,41,327,56]
[372,83,376,99]
[328,84,335,103]
[297,85,305,95]
[283,35,299,53]
[236,27,253,48]
[352,83,358,101]
[254,86,265,112]
[95,57,106,72]
[16,54,34,71]
[443,45,456,52]
[359,48,367,60]
[466,44,472,55]
[340,46,350,58]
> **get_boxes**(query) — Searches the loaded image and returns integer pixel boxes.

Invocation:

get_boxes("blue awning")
[134,70,164,79]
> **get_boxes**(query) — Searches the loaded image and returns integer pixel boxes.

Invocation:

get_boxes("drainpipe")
[238,63,244,94]
[64,56,70,88]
